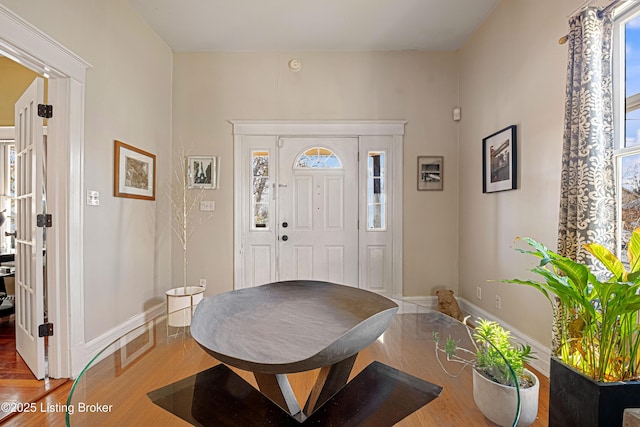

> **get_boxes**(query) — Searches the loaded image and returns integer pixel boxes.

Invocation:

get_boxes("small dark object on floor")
[436,289,463,322]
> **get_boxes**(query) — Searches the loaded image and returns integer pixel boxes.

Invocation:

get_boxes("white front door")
[14,77,46,379]
[234,121,404,296]
[277,138,358,286]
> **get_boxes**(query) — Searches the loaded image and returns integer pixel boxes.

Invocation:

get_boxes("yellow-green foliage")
[433,318,534,388]
[474,319,534,387]
[503,229,640,382]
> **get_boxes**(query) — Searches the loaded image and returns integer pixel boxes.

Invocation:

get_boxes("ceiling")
[129,0,500,52]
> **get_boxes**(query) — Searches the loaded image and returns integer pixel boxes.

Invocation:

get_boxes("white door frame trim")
[231,120,405,297]
[0,4,91,378]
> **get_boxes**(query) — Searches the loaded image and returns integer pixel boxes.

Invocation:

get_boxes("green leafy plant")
[433,318,535,388]
[501,228,640,382]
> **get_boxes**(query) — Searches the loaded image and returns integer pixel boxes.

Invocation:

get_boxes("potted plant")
[433,318,539,426]
[165,148,207,329]
[502,228,640,427]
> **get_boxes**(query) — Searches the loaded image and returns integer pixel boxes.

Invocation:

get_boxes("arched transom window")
[295,147,342,169]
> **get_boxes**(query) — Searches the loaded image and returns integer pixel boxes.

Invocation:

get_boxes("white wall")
[457,0,589,345]
[172,51,460,297]
[0,0,173,341]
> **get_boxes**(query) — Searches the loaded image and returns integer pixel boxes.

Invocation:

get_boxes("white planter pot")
[165,286,205,327]
[473,368,540,427]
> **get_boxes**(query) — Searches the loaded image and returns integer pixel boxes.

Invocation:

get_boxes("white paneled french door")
[14,77,46,379]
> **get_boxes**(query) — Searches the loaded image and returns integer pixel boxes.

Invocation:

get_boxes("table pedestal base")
[148,362,442,426]
[254,353,358,421]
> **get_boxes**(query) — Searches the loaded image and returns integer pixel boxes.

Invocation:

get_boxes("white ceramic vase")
[472,368,540,427]
[165,286,205,327]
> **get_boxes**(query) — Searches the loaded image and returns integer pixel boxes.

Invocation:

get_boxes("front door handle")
[281,235,288,241]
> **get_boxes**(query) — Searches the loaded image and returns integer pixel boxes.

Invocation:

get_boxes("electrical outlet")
[495,295,502,309]
[199,278,207,289]
[476,286,482,300]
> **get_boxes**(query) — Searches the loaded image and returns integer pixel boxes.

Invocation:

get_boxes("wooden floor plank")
[4,313,550,426]
[0,317,68,424]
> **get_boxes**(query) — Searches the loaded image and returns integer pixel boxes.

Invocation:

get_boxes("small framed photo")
[188,156,217,189]
[482,125,517,193]
[114,140,156,200]
[417,156,444,191]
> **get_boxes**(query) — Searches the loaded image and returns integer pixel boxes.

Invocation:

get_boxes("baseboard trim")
[394,296,550,377]
[83,303,165,370]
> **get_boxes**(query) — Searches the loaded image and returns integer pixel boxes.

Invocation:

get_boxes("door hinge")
[37,104,53,119]
[37,214,52,228]
[38,322,54,337]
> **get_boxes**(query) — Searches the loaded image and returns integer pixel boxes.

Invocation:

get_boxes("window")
[367,151,386,230]
[295,147,342,169]
[0,142,16,252]
[251,151,270,230]
[615,5,640,260]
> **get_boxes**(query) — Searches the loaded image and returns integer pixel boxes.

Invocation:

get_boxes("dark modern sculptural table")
[64,285,479,426]
[181,280,442,425]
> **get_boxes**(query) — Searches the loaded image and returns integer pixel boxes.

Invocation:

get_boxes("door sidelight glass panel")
[252,151,270,230]
[367,152,386,230]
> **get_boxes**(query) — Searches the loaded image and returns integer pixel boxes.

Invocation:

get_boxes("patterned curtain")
[554,7,616,353]
[558,8,616,266]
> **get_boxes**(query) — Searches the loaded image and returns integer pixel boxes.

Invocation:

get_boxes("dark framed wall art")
[482,125,517,193]
[417,156,443,191]
[188,156,217,189]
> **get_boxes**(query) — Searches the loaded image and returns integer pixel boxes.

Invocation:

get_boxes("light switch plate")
[87,190,99,206]
[200,201,215,212]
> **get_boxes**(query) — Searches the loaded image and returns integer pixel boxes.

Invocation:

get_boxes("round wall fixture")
[288,59,302,72]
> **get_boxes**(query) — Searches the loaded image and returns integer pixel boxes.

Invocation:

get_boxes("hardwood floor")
[0,316,68,424]
[4,313,550,426]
